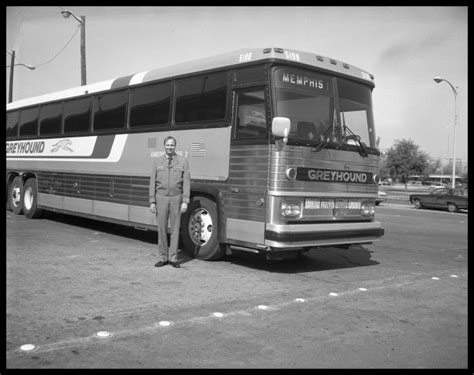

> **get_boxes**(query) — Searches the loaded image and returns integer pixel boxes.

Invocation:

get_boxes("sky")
[6,6,468,165]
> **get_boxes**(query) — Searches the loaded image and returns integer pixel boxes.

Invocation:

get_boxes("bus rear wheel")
[8,176,24,215]
[23,178,43,219]
[181,196,225,260]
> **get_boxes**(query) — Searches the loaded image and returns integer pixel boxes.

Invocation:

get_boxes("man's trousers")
[155,194,182,263]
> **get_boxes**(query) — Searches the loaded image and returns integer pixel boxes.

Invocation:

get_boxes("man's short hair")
[164,136,177,145]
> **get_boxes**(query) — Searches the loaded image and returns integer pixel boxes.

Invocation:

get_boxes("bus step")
[229,245,260,254]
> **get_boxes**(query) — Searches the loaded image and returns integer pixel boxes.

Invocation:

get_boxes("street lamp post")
[6,49,36,103]
[61,8,86,86]
[433,76,458,189]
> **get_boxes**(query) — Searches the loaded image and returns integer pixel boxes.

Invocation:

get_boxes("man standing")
[149,136,190,268]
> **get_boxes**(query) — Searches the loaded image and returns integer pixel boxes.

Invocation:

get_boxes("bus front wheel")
[181,196,226,261]
[23,178,43,219]
[8,176,24,215]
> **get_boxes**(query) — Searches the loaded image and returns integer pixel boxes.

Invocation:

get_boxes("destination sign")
[296,167,374,184]
[274,68,330,94]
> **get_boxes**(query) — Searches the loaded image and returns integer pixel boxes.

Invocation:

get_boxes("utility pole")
[8,50,15,103]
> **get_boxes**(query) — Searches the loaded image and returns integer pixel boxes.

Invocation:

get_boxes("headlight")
[360,202,375,216]
[281,201,301,217]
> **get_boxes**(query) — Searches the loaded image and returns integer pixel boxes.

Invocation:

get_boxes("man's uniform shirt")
[149,153,190,205]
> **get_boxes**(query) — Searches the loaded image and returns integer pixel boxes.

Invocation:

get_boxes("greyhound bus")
[6,47,384,260]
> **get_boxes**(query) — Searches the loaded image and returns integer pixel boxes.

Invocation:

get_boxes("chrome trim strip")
[268,191,376,198]
[266,221,382,233]
[265,237,380,249]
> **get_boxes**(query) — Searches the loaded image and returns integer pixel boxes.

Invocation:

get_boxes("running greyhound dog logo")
[51,139,73,152]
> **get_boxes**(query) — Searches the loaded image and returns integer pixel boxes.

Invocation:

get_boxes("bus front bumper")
[264,221,384,249]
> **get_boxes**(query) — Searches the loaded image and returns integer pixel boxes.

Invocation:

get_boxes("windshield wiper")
[341,113,368,157]
[312,126,334,152]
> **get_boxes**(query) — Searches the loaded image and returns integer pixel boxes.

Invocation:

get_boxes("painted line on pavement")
[7,272,464,358]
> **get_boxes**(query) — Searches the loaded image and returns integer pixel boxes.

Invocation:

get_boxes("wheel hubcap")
[11,186,21,207]
[189,209,213,246]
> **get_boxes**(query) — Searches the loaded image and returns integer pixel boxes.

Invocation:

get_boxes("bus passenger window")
[19,107,39,138]
[64,97,92,134]
[130,83,171,128]
[175,72,227,124]
[40,102,63,136]
[93,90,128,131]
[7,111,19,139]
[235,90,267,139]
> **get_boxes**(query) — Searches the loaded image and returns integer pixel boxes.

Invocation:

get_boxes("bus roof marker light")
[343,63,350,69]
[274,48,284,53]
[20,344,36,352]
[316,55,324,62]
[263,48,271,53]
[330,59,337,65]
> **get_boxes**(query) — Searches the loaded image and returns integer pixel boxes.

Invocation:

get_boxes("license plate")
[305,199,361,210]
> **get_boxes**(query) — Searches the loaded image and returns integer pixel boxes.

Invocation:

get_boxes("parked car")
[375,190,387,205]
[409,187,468,212]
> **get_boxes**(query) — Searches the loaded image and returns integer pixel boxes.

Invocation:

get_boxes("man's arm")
[149,159,157,205]
[182,157,191,204]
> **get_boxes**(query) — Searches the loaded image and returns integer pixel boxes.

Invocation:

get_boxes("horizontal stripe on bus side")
[36,171,151,207]
[35,171,233,210]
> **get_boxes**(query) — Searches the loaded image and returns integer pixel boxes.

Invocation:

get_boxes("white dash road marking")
[20,344,36,352]
[95,331,111,338]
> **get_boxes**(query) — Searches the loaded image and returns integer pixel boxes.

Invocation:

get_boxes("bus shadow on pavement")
[43,211,158,244]
[227,245,379,273]
[42,212,379,273]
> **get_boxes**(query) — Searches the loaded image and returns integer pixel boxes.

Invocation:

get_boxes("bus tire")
[8,176,24,215]
[22,178,43,219]
[181,196,226,261]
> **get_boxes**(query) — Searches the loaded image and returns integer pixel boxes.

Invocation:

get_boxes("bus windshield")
[272,67,375,148]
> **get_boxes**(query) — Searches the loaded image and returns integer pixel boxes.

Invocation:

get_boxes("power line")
[32,24,81,67]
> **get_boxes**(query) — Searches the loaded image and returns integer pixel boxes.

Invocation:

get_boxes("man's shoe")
[154,261,167,267]
[170,262,181,268]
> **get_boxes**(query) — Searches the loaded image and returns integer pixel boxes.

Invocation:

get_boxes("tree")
[385,139,430,188]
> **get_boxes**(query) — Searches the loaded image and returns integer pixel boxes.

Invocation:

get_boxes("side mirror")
[272,117,290,144]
